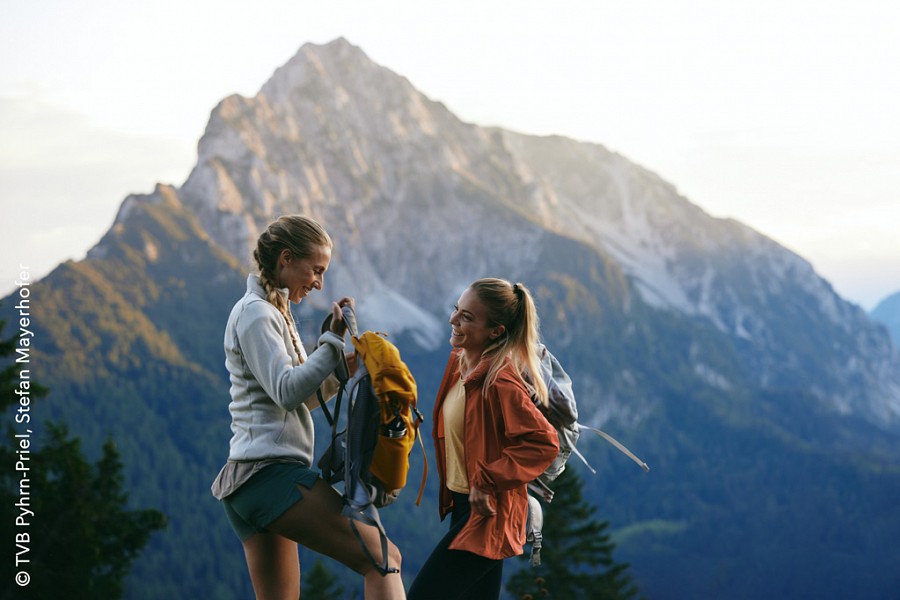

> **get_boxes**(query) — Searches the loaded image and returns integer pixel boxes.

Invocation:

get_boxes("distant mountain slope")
[872,289,900,346]
[4,38,900,600]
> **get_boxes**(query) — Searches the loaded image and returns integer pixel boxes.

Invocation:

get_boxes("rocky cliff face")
[103,37,899,426]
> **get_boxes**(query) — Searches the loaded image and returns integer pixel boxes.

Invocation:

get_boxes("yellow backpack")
[351,330,427,499]
[316,306,426,575]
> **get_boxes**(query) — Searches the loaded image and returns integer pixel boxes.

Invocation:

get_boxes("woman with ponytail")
[212,215,406,599]
[408,278,558,600]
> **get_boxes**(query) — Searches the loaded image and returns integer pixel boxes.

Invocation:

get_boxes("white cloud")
[0,92,192,295]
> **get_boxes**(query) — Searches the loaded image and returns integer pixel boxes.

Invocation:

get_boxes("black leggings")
[408,492,504,600]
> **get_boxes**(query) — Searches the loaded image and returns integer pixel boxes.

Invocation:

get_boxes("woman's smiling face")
[449,287,504,355]
[275,244,332,303]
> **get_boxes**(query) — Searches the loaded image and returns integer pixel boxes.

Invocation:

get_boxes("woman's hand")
[469,487,496,517]
[328,297,355,336]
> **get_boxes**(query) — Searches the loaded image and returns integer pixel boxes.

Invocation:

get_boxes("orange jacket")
[432,350,559,560]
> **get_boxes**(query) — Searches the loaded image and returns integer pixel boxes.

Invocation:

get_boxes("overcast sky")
[2,0,898,309]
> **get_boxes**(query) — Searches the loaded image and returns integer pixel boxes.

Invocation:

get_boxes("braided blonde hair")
[459,278,548,406]
[252,215,333,359]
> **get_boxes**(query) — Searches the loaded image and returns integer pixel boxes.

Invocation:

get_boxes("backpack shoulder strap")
[315,305,357,426]
[577,424,650,472]
[525,494,544,566]
[414,426,428,506]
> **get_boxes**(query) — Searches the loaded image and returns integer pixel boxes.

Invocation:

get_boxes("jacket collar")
[460,349,507,386]
[246,274,289,302]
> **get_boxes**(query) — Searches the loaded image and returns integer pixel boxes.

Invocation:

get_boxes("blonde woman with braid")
[212,216,406,600]
[407,278,559,600]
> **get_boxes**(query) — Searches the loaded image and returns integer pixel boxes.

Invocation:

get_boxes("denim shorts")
[222,462,320,540]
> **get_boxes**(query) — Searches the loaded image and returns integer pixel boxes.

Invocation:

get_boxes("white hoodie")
[223,275,343,464]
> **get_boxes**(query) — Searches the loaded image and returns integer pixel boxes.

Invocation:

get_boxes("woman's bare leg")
[267,479,405,599]
[242,531,300,600]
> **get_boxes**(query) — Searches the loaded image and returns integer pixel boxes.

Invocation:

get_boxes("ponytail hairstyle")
[463,278,549,406]
[252,215,333,358]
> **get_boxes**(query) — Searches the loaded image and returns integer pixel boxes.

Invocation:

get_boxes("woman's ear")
[278,249,293,266]
[491,325,506,340]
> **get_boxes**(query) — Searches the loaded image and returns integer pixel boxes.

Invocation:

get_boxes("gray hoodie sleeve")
[236,302,344,412]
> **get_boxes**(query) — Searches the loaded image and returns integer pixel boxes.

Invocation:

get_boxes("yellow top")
[442,377,469,494]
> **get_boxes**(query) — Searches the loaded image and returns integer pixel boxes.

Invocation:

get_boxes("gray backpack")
[524,345,650,566]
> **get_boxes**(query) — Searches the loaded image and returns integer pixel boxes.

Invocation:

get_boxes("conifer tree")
[0,317,166,599]
[506,468,641,600]
[301,559,348,599]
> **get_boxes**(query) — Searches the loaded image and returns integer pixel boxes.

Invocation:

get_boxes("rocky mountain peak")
[175,38,495,267]
[96,37,900,426]
[260,37,394,103]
